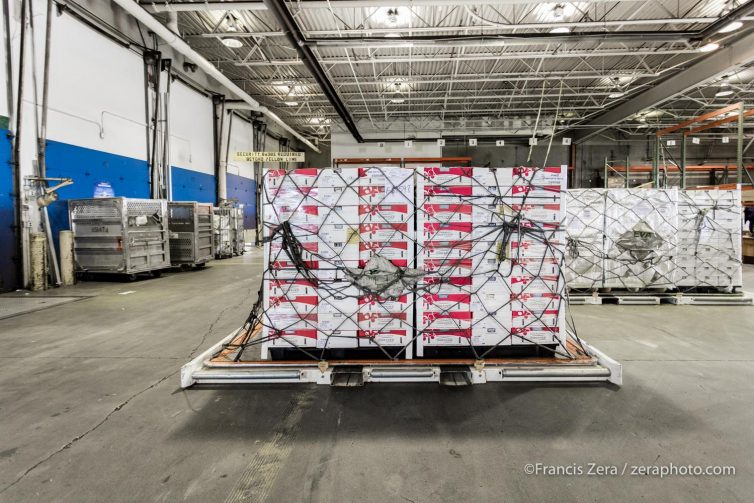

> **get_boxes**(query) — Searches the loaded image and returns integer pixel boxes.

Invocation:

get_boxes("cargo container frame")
[68,197,171,277]
[168,202,215,268]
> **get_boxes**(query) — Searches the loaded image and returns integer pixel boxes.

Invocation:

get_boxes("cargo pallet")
[568,290,753,306]
[181,326,622,387]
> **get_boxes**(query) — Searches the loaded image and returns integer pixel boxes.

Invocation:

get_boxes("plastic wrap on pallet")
[676,189,743,290]
[564,187,743,291]
[564,189,605,289]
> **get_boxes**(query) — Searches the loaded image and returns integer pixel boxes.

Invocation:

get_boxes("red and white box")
[419,203,472,223]
[423,221,472,241]
[423,185,473,198]
[319,205,360,227]
[509,232,565,259]
[508,202,565,226]
[358,311,411,331]
[316,241,358,262]
[316,186,359,207]
[511,305,563,328]
[358,329,412,350]
[510,325,561,345]
[421,239,474,260]
[511,166,567,188]
[422,166,474,185]
[419,328,473,349]
[359,222,412,242]
[358,167,414,204]
[508,272,562,294]
[265,204,321,226]
[264,327,318,351]
[419,257,474,278]
[267,278,318,297]
[359,240,412,267]
[317,224,360,246]
[359,203,412,223]
[316,168,359,187]
[317,330,358,349]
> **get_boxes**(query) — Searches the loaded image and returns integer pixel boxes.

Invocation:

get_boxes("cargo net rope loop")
[221,166,588,363]
[565,188,743,293]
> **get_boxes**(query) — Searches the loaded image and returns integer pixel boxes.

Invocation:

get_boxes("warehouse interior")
[2,0,754,501]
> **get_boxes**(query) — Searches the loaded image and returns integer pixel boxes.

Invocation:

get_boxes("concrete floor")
[1,249,753,502]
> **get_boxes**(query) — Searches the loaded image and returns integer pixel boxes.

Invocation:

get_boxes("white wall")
[46,13,147,161]
[169,81,214,174]
[224,111,254,179]
[331,132,442,160]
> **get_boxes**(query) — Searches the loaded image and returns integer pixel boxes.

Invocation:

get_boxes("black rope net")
[225,166,584,362]
[565,188,743,292]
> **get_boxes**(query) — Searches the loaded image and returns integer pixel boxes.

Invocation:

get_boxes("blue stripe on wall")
[45,139,150,253]
[0,127,17,292]
[226,172,256,229]
[171,166,216,204]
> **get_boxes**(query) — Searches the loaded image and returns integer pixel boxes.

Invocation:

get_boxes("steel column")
[681,135,687,189]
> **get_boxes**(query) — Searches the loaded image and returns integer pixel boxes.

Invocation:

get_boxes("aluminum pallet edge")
[180,330,622,387]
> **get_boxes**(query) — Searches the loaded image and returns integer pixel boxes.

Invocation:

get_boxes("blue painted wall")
[0,127,17,292]
[171,166,216,204]
[227,172,256,229]
[45,139,150,253]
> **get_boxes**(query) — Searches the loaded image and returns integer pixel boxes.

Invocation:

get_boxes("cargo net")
[219,167,585,362]
[565,188,743,292]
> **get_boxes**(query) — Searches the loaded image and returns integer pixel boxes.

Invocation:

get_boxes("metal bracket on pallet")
[180,330,623,387]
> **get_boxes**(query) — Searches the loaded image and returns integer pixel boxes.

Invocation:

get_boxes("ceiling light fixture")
[608,91,626,99]
[221,38,243,48]
[550,27,570,34]
[699,42,720,52]
[718,20,743,33]
[715,88,734,97]
[391,98,405,104]
[284,101,299,106]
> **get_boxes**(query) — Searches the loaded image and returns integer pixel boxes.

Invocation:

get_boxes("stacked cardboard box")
[262,167,414,356]
[416,167,568,355]
[564,189,606,289]
[676,189,742,290]
[603,189,678,289]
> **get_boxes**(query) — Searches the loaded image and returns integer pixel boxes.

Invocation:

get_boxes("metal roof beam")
[572,30,754,143]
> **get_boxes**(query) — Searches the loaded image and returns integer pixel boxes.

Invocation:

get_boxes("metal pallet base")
[181,329,622,387]
[569,292,753,306]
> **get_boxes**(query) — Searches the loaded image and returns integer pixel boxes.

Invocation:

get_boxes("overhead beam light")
[698,42,720,52]
[284,101,299,106]
[715,88,734,97]
[221,38,243,48]
[608,91,626,99]
[391,98,405,104]
[718,21,743,33]
[550,27,570,34]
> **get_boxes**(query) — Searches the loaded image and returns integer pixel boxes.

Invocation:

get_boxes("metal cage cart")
[168,202,214,269]
[68,197,171,278]
[213,206,233,259]
[230,207,245,255]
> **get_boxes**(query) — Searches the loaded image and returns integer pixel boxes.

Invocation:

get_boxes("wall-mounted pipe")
[110,0,320,153]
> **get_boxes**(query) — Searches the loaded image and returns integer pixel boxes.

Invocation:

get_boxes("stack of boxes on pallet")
[603,189,678,289]
[564,188,743,291]
[415,166,568,356]
[677,189,743,289]
[563,189,605,289]
[262,166,569,360]
[262,168,415,357]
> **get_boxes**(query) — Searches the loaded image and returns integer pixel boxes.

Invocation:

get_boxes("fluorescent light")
[608,92,626,99]
[550,27,570,34]
[221,38,243,48]
[391,98,405,104]
[699,42,720,53]
[284,101,299,106]
[384,32,400,38]
[715,89,734,97]
[718,21,743,33]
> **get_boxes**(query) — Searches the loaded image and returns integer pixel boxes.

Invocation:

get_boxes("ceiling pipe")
[693,0,754,41]
[262,0,363,142]
[193,18,717,38]
[140,0,647,11]
[306,31,696,49]
[110,0,320,152]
